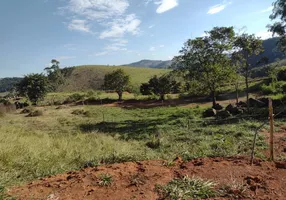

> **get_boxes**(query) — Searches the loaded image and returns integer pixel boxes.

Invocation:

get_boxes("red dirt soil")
[8,156,286,200]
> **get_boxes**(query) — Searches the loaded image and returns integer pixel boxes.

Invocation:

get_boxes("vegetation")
[232,34,264,111]
[0,78,22,93]
[269,0,286,53]
[0,105,268,188]
[103,69,131,101]
[173,27,236,107]
[140,74,180,100]
[155,176,216,200]
[57,65,169,92]
[17,74,49,105]
[44,59,65,91]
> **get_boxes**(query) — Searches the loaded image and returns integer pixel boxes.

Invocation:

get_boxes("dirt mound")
[8,157,286,200]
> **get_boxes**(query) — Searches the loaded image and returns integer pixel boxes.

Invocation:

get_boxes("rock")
[216,110,231,119]
[237,101,247,108]
[249,98,267,108]
[257,98,269,106]
[203,108,217,118]
[225,104,234,112]
[213,103,224,110]
[225,104,243,115]
[231,107,244,115]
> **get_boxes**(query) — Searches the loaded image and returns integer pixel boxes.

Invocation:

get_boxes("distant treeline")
[0,77,23,93]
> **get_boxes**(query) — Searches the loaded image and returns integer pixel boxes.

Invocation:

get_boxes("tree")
[140,75,180,100]
[102,69,130,101]
[44,59,64,91]
[232,34,264,111]
[17,74,48,105]
[269,0,286,52]
[172,26,236,107]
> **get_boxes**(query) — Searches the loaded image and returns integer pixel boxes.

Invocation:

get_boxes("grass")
[155,176,216,200]
[0,104,268,190]
[98,173,113,186]
[57,65,170,92]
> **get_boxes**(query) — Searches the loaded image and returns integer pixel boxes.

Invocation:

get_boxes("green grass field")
[58,65,170,92]
[0,104,270,189]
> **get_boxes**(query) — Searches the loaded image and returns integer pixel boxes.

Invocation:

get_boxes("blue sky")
[0,0,274,77]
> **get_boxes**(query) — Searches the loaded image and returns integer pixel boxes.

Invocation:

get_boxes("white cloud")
[149,46,156,51]
[68,19,91,33]
[159,44,165,47]
[149,25,155,29]
[63,0,129,20]
[155,0,179,13]
[207,1,231,15]
[61,0,141,38]
[104,39,128,51]
[99,14,141,39]
[260,6,273,13]
[256,30,273,40]
[56,56,76,61]
[93,51,109,56]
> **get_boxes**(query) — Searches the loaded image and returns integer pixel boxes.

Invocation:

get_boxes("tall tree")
[269,0,286,52]
[103,69,130,101]
[232,34,264,111]
[173,27,236,107]
[44,59,64,91]
[17,74,48,105]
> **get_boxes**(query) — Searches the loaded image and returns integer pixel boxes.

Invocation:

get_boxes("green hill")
[58,65,170,92]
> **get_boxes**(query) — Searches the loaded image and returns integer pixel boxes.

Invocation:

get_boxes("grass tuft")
[155,176,216,200]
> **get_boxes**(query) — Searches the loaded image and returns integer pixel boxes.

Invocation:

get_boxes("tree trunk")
[245,69,250,112]
[118,92,123,101]
[235,81,239,104]
[211,91,216,107]
[160,94,165,101]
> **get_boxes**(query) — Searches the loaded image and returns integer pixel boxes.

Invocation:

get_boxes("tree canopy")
[102,69,130,101]
[172,26,236,106]
[140,74,180,100]
[17,74,49,105]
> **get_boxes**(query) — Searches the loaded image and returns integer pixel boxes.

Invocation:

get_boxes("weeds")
[98,173,113,186]
[219,179,247,199]
[163,161,176,167]
[155,176,216,200]
[129,173,146,187]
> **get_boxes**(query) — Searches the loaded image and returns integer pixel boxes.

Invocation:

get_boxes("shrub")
[67,93,86,102]
[277,67,286,81]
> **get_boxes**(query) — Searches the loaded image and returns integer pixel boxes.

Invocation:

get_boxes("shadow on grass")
[79,112,192,140]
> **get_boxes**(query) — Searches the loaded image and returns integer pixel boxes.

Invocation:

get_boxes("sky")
[0,0,275,77]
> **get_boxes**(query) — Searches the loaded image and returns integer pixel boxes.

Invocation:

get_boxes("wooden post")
[269,98,274,161]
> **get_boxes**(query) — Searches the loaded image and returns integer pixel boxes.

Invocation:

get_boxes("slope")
[58,65,170,92]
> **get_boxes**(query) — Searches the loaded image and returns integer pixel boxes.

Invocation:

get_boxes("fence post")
[269,98,274,161]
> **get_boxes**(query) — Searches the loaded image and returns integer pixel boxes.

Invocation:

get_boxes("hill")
[0,77,22,93]
[58,65,170,92]
[249,37,285,67]
[125,60,172,69]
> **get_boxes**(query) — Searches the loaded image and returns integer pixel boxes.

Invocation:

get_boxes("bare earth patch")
[8,156,286,200]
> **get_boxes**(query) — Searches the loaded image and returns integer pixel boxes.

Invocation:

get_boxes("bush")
[67,93,86,102]
[277,67,286,81]
[261,81,286,95]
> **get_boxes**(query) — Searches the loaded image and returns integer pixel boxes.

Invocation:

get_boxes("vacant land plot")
[0,104,272,190]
